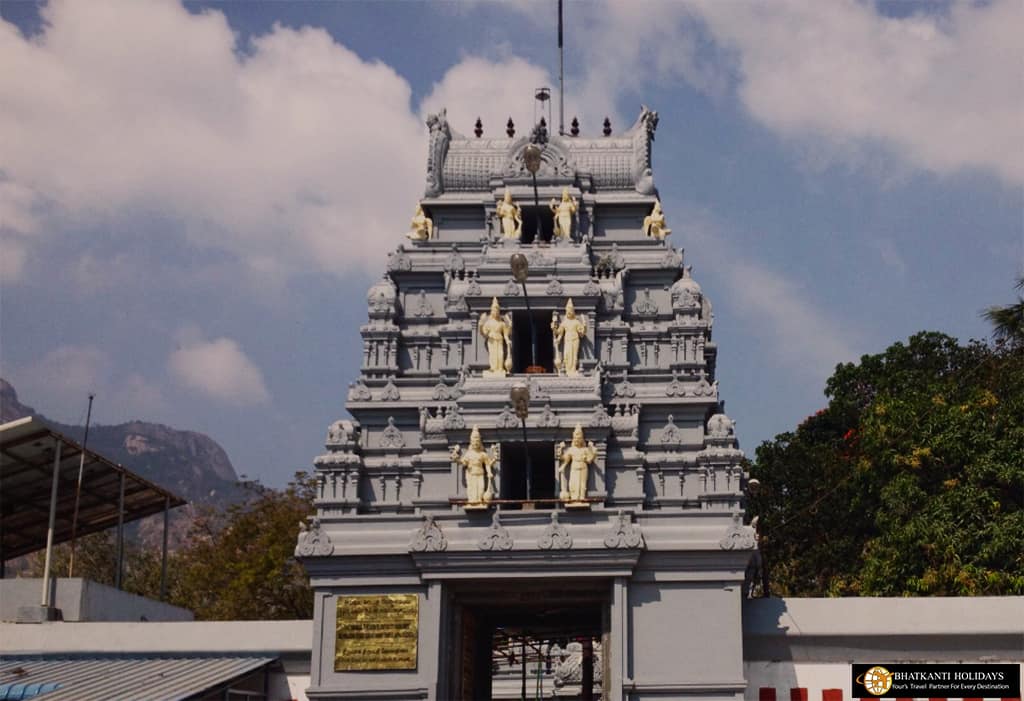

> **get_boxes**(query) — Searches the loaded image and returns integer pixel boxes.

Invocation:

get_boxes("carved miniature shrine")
[298,107,757,701]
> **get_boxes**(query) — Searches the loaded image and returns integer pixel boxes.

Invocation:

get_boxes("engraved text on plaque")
[335,594,419,671]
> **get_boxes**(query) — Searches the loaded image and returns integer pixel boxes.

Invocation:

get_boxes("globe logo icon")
[858,666,894,696]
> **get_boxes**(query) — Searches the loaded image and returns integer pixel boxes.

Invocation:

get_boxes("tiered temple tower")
[298,107,757,701]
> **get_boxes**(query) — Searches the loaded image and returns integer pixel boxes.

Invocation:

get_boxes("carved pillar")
[608,576,628,701]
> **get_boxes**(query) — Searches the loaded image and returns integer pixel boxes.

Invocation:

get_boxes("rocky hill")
[1,378,245,509]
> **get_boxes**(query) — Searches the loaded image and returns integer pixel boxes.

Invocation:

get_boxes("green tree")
[983,276,1024,349]
[751,332,1024,596]
[168,472,316,619]
[22,472,317,619]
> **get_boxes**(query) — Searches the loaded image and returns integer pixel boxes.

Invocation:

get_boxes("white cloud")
[0,0,424,281]
[695,0,1023,184]
[420,56,552,139]
[169,335,270,406]
[9,345,167,423]
[678,206,859,380]
[504,0,1022,185]
[674,0,1022,185]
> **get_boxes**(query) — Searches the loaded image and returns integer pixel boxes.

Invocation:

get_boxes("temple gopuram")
[297,106,757,701]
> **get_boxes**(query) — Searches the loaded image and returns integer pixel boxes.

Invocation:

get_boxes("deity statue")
[550,187,578,239]
[496,188,522,239]
[552,298,586,376]
[408,204,433,241]
[478,297,513,377]
[556,424,597,506]
[642,200,671,240]
[450,425,498,509]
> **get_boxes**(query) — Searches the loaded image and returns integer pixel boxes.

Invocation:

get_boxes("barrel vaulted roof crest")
[424,105,659,196]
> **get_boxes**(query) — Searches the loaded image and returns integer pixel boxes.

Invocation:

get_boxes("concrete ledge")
[0,619,313,656]
[743,596,1024,662]
[15,605,62,623]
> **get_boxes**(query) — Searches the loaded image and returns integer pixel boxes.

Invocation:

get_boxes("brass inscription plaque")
[335,594,418,671]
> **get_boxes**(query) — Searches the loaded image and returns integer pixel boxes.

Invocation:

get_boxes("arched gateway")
[297,107,756,700]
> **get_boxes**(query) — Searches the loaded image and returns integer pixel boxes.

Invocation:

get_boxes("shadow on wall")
[742,597,799,701]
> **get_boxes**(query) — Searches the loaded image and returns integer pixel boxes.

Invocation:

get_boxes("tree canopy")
[750,332,1023,596]
[25,472,316,619]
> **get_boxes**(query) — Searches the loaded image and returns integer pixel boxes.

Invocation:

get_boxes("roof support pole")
[160,495,170,601]
[115,470,126,590]
[41,438,63,606]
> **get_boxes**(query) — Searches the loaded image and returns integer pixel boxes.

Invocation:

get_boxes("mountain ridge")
[1,378,244,507]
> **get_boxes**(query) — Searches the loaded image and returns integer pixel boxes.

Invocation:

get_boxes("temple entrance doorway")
[449,579,608,700]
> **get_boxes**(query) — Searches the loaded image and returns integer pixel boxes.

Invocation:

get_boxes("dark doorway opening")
[451,579,607,701]
[500,441,556,506]
[521,207,554,244]
[512,310,555,373]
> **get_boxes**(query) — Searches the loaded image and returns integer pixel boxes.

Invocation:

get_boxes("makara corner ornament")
[407,203,433,241]
[478,297,513,377]
[496,188,522,239]
[552,298,587,376]
[550,187,578,239]
[556,423,597,508]
[642,200,671,240]
[450,425,498,509]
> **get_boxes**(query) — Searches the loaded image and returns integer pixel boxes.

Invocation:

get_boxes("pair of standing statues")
[451,424,597,508]
[411,192,668,241]
[496,187,578,240]
[478,297,586,378]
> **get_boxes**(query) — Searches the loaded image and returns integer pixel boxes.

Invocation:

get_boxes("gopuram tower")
[298,107,757,701]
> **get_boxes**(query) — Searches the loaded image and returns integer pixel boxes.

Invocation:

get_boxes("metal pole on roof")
[41,437,63,607]
[115,470,126,590]
[68,393,94,577]
[160,495,170,601]
[558,0,564,136]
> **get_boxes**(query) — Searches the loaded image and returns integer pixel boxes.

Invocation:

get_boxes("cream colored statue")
[478,297,513,377]
[642,200,671,240]
[450,425,498,509]
[408,204,433,241]
[496,188,522,239]
[556,424,597,506]
[550,187,578,239]
[551,298,586,376]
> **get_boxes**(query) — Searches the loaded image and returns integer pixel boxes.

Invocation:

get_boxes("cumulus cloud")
[503,0,1022,185]
[168,335,270,406]
[0,0,424,281]
[692,0,1023,185]
[420,56,552,139]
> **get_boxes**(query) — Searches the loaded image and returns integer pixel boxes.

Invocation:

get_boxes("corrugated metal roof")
[0,416,186,559]
[0,655,275,701]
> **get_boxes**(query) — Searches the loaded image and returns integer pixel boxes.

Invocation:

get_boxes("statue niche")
[550,187,578,240]
[450,425,498,510]
[642,200,671,240]
[496,188,522,239]
[552,298,586,376]
[408,204,433,241]
[556,424,597,508]
[478,297,513,377]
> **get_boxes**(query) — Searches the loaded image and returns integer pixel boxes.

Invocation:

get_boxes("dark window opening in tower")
[520,207,554,244]
[499,441,556,507]
[512,310,555,373]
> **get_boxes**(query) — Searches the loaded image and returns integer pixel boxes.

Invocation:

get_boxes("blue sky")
[1,0,1021,486]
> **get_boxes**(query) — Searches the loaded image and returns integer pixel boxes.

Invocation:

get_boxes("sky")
[1,0,1021,487]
